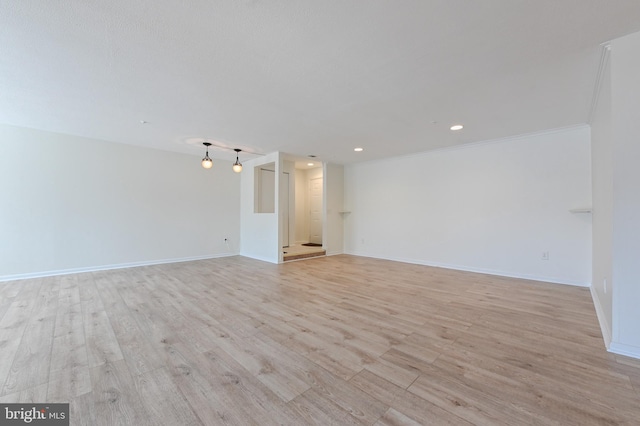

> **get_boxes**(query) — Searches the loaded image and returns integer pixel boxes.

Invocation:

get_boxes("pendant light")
[201,142,213,169]
[232,148,243,173]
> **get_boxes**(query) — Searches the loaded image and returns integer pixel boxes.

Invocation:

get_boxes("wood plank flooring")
[1,255,639,425]
[283,244,326,261]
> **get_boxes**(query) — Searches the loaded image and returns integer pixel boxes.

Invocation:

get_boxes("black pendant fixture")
[201,142,213,169]
[232,149,243,173]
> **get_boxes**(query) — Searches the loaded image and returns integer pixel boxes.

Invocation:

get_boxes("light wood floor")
[283,244,326,261]
[1,255,639,425]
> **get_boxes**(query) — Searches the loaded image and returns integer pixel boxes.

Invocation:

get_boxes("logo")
[1,404,69,425]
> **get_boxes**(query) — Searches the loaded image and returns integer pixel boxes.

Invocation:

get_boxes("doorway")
[308,177,323,245]
[281,172,290,248]
[283,163,325,262]
[294,165,323,246]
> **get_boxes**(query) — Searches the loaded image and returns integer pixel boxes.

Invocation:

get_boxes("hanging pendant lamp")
[232,149,243,173]
[201,142,213,169]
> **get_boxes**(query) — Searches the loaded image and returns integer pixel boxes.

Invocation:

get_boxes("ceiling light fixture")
[197,141,264,171]
[201,142,213,169]
[354,147,364,152]
[232,149,243,173]
[307,162,314,166]
[450,124,464,131]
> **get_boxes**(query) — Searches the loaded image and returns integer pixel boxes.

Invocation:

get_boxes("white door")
[309,177,323,245]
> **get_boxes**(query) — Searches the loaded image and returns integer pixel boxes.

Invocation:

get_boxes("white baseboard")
[240,253,279,264]
[343,250,589,287]
[0,252,239,282]
[589,286,612,349]
[609,342,640,360]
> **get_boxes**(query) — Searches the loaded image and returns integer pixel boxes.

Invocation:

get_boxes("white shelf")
[569,208,592,214]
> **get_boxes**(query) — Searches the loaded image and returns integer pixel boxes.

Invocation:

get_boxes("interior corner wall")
[239,152,280,263]
[344,126,592,286]
[590,51,613,347]
[609,31,640,358]
[0,124,240,280]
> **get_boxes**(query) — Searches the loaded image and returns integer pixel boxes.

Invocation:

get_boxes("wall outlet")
[542,251,549,261]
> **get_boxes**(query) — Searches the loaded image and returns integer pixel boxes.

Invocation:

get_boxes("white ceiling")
[2,1,640,164]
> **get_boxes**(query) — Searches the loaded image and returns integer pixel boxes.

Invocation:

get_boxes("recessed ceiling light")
[450,124,464,131]
[354,147,364,152]
[307,162,314,166]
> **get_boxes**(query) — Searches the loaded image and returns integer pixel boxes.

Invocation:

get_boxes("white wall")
[610,31,640,357]
[590,49,613,346]
[239,152,280,263]
[344,126,592,286]
[0,124,240,280]
[324,163,344,256]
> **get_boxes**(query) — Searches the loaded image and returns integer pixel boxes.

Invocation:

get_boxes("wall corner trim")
[589,286,612,349]
[608,342,640,360]
[587,43,612,124]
